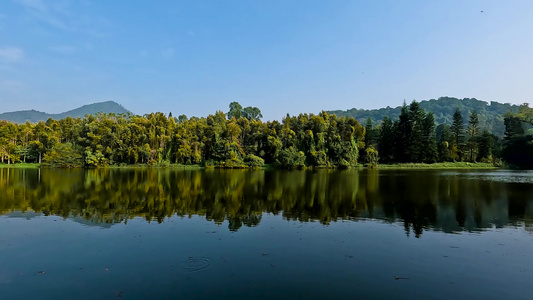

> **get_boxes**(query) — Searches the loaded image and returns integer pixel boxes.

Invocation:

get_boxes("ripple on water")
[180,257,212,273]
[441,171,533,184]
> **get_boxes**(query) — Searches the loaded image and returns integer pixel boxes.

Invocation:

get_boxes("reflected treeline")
[0,168,532,236]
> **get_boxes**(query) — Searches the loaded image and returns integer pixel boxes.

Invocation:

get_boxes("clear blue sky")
[1,0,532,120]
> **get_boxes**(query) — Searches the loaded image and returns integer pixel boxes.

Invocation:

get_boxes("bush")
[244,154,264,168]
[43,143,83,168]
[277,147,306,169]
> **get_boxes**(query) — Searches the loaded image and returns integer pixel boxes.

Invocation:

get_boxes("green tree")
[227,102,243,119]
[436,124,452,162]
[451,108,465,161]
[421,112,437,163]
[43,143,83,168]
[467,110,479,162]
[365,145,379,168]
[406,101,425,162]
[242,106,263,121]
[394,103,411,162]
[502,111,533,168]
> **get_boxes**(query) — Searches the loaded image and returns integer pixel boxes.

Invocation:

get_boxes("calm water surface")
[0,168,532,299]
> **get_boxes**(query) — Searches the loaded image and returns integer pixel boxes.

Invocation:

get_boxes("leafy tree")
[227,102,243,119]
[43,143,83,168]
[278,147,306,169]
[244,154,264,168]
[365,145,378,168]
[242,106,263,121]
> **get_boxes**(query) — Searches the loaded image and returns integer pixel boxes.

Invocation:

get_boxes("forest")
[0,100,532,168]
[328,96,521,137]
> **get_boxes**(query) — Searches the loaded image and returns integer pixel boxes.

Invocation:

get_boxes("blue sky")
[1,0,532,120]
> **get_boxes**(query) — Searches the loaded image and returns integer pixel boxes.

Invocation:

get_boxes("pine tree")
[467,110,479,162]
[421,112,437,163]
[451,108,465,161]
[378,116,394,163]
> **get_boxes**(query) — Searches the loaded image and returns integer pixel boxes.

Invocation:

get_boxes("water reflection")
[0,168,532,236]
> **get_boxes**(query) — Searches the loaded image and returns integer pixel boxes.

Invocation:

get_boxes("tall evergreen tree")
[378,116,394,163]
[394,103,411,162]
[421,112,437,163]
[436,124,452,162]
[451,108,465,161]
[407,101,425,162]
[477,129,494,162]
[467,110,479,162]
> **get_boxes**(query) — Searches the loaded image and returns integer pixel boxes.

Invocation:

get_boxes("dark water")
[0,168,532,299]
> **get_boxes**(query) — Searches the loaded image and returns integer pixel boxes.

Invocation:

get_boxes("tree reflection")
[0,168,531,236]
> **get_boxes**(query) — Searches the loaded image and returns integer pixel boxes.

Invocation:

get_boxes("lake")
[0,168,532,299]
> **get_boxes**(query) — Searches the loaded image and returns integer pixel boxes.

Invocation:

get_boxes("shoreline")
[0,162,500,170]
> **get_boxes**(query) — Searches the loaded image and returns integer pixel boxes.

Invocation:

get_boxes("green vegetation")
[365,101,501,166]
[0,103,364,169]
[0,163,40,168]
[1,99,531,169]
[377,162,496,169]
[502,104,533,168]
[328,96,520,137]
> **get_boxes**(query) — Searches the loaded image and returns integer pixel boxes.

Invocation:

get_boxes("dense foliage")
[502,104,533,168]
[1,100,531,168]
[365,101,502,165]
[0,103,364,169]
[328,96,520,137]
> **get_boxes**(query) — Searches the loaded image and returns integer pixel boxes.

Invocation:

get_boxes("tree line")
[329,96,520,137]
[364,101,502,165]
[0,102,363,168]
[0,100,531,168]
[362,100,532,168]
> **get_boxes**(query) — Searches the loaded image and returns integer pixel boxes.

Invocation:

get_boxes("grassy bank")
[0,163,41,168]
[0,162,499,170]
[376,162,498,169]
[108,164,204,169]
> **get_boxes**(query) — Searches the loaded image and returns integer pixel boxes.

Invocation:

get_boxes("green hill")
[0,101,130,124]
[328,97,521,137]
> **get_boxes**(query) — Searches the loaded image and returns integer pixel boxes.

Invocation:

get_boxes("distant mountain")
[328,97,522,137]
[0,101,130,124]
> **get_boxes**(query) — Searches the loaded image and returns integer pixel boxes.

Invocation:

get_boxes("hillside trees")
[502,104,533,168]
[0,100,516,168]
